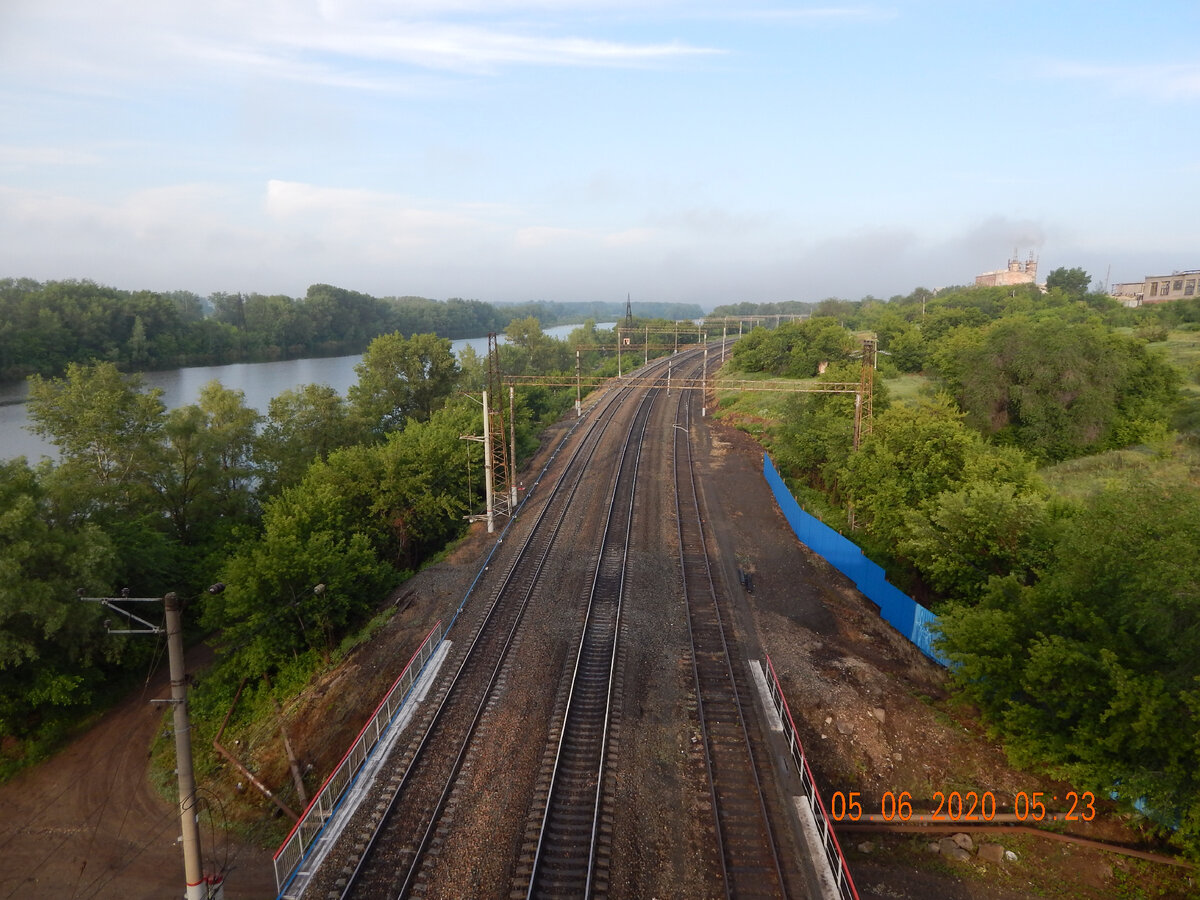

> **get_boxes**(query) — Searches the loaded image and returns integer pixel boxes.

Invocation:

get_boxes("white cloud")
[277,25,721,73]
[696,6,897,24]
[0,145,100,168]
[1048,61,1200,101]
[5,0,722,94]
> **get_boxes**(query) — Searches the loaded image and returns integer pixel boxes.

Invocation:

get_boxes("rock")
[836,719,855,735]
[946,846,971,862]
[824,716,833,725]
[978,843,1005,863]
[926,842,942,854]
[893,752,902,762]
[872,707,886,724]
[938,837,959,856]
[1004,849,1019,862]
[951,832,974,851]
[856,841,874,854]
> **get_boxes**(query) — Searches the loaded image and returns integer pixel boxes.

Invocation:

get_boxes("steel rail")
[672,363,789,899]
[524,366,666,899]
[336,352,685,899]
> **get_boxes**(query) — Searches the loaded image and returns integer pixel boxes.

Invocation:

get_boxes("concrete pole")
[702,337,708,417]
[509,386,518,508]
[575,350,581,417]
[482,390,495,533]
[644,325,649,367]
[721,324,727,362]
[164,592,206,900]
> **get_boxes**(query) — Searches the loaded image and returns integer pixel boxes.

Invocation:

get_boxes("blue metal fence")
[762,453,946,665]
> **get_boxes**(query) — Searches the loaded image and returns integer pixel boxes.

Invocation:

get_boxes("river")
[0,324,612,461]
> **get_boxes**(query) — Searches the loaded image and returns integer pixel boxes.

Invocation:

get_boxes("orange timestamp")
[828,790,1098,823]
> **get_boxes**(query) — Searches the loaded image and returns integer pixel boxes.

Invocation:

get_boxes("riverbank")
[0,323,613,461]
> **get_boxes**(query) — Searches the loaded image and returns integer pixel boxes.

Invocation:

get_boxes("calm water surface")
[0,325,609,461]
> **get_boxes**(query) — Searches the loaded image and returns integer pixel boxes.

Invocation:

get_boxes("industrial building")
[1110,270,1200,306]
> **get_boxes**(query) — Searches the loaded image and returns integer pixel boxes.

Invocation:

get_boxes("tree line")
[723,270,1200,859]
[0,278,703,383]
[0,317,635,776]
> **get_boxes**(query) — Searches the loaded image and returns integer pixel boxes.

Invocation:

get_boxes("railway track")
[671,361,790,899]
[333,351,690,899]
[521,364,662,899]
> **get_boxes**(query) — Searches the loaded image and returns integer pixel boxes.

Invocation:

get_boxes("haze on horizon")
[2,1,1198,308]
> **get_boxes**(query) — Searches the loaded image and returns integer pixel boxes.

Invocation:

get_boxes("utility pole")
[482,390,496,533]
[80,589,224,900]
[509,386,518,509]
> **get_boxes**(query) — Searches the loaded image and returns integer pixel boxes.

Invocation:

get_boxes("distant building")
[1111,270,1200,306]
[975,253,1038,287]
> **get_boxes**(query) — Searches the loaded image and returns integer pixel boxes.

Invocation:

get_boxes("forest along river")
[0,323,611,461]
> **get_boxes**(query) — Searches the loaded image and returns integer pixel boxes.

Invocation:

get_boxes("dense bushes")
[1,319,608,769]
[722,277,1199,856]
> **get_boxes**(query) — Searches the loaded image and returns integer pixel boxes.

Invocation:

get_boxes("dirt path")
[0,645,276,900]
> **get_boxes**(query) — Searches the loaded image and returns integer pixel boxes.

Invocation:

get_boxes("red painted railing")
[273,620,444,895]
[763,653,860,900]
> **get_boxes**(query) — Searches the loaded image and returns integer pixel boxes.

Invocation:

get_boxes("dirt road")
[0,645,276,900]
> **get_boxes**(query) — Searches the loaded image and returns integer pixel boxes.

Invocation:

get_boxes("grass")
[712,366,812,429]
[1039,438,1200,501]
[1146,330,1200,435]
[884,372,937,406]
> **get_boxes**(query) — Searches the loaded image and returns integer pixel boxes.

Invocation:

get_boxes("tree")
[208,479,395,671]
[1046,266,1092,298]
[26,362,165,512]
[898,481,1054,601]
[193,381,260,519]
[502,316,570,374]
[730,317,856,377]
[349,332,459,434]
[258,384,359,493]
[0,460,120,742]
[937,477,1200,856]
[837,396,1037,544]
[933,317,1179,460]
[773,361,888,492]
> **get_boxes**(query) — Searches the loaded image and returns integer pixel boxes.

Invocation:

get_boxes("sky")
[1,1,1198,309]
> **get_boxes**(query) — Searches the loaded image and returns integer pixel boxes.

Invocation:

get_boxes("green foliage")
[1045,266,1092,298]
[887,327,927,373]
[501,316,572,374]
[897,482,1055,600]
[0,459,122,741]
[932,316,1180,460]
[153,382,261,545]
[770,361,879,493]
[350,332,459,435]
[27,362,165,513]
[938,478,1200,855]
[258,384,361,493]
[730,317,857,377]
[837,396,1037,545]
[0,278,694,383]
[205,478,397,672]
